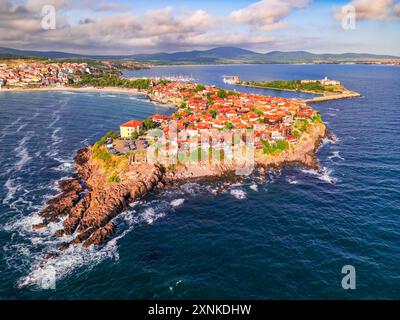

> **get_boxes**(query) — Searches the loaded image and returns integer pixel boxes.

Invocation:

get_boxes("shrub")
[195,84,205,92]
[106,131,119,139]
[179,101,187,109]
[108,174,121,184]
[131,132,139,140]
[262,140,288,154]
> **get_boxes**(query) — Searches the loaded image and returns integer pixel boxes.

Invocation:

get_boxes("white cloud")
[335,0,400,21]
[0,0,273,54]
[230,0,310,31]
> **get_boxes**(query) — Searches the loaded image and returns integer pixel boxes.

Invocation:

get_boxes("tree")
[196,84,205,92]
[143,119,156,130]
[131,132,139,140]
[209,109,217,119]
[224,121,234,130]
[217,89,228,99]
[106,131,119,139]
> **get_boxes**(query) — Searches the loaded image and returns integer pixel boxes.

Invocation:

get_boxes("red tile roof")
[121,120,143,127]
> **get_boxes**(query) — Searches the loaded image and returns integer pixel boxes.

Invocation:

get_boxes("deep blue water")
[0,64,399,299]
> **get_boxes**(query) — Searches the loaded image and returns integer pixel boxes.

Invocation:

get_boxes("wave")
[0,117,22,140]
[52,161,74,173]
[17,243,118,290]
[10,187,189,290]
[287,178,299,185]
[51,127,62,144]
[301,167,338,185]
[14,134,32,171]
[46,113,61,129]
[170,198,185,207]
[249,184,258,192]
[2,178,20,204]
[230,189,247,200]
[328,151,345,161]
[15,123,27,133]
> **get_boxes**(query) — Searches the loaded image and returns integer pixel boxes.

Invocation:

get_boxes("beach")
[0,86,148,96]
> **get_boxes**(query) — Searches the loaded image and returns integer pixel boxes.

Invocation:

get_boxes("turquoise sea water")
[0,64,399,299]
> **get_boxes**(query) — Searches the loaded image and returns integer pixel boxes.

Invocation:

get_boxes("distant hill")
[0,46,398,64]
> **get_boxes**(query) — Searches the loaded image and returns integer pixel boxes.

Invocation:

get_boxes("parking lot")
[113,137,149,154]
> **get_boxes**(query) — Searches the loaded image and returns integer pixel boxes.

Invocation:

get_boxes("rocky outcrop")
[35,147,165,249]
[33,177,83,227]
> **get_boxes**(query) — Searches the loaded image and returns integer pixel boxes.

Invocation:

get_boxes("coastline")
[34,122,327,251]
[236,83,361,103]
[0,86,148,96]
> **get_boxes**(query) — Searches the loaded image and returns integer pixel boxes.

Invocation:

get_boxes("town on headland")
[30,73,331,252]
[2,59,342,251]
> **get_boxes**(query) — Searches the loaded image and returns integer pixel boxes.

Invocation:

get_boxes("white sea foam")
[328,151,345,161]
[230,189,247,200]
[170,198,185,207]
[15,123,27,133]
[51,157,74,172]
[46,113,61,129]
[249,184,259,192]
[301,167,337,185]
[14,135,32,170]
[52,162,74,172]
[179,182,202,195]
[3,212,43,233]
[141,208,166,225]
[2,178,19,204]
[287,178,299,185]
[329,133,340,144]
[17,243,118,289]
[0,117,22,139]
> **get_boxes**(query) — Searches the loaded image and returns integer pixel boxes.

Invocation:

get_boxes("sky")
[0,0,399,55]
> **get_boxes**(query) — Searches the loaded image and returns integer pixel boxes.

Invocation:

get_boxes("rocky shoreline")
[33,122,327,253]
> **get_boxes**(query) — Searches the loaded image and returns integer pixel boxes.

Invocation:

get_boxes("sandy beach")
[0,86,148,96]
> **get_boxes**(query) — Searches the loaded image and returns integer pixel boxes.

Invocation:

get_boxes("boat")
[223,75,240,85]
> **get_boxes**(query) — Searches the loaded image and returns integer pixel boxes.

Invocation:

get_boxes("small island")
[238,77,361,103]
[32,79,328,252]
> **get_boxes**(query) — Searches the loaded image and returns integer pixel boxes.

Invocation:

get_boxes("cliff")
[34,147,165,250]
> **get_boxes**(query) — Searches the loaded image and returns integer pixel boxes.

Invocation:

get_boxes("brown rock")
[32,222,47,230]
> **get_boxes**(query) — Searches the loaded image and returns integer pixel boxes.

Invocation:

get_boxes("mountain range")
[0,46,398,65]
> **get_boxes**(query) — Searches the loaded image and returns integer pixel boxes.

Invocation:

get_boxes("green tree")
[131,132,139,140]
[143,119,157,131]
[196,84,205,92]
[224,122,234,130]
[209,109,217,119]
[217,89,228,99]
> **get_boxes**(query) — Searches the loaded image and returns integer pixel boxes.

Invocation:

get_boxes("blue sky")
[1,0,399,55]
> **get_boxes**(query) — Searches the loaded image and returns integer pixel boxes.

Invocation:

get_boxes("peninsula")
[238,77,361,103]
[32,79,328,252]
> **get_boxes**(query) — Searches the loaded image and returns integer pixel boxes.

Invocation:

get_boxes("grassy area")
[92,134,129,183]
[243,80,346,94]
[262,140,289,154]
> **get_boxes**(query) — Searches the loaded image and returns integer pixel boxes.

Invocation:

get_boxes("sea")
[0,64,399,299]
